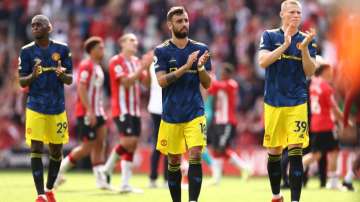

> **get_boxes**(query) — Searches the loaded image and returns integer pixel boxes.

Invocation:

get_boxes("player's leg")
[225,125,251,179]
[188,146,203,201]
[326,150,339,189]
[281,149,290,189]
[168,153,182,202]
[119,136,138,192]
[46,143,63,202]
[318,151,327,188]
[149,113,162,188]
[31,140,46,199]
[157,119,186,201]
[25,108,47,201]
[55,139,94,187]
[287,103,309,202]
[91,121,108,189]
[102,116,134,177]
[267,147,283,202]
[263,104,285,201]
[343,150,356,191]
[184,116,207,202]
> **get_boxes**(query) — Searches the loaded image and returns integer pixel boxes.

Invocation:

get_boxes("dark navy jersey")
[259,28,317,107]
[154,39,212,123]
[18,40,73,114]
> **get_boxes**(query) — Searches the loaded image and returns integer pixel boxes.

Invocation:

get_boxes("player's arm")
[18,50,41,87]
[258,30,290,68]
[56,60,73,85]
[299,28,317,77]
[343,90,355,127]
[56,47,73,85]
[156,50,199,88]
[331,95,344,123]
[197,50,211,89]
[77,70,96,126]
[120,65,146,88]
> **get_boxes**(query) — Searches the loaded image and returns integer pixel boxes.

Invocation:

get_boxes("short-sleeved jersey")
[310,77,335,132]
[208,79,238,125]
[109,54,142,118]
[75,58,105,117]
[154,39,212,123]
[259,28,317,107]
[18,40,73,114]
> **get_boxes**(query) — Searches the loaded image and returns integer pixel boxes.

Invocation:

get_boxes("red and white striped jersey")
[310,77,335,132]
[208,79,238,125]
[75,58,105,117]
[109,54,141,117]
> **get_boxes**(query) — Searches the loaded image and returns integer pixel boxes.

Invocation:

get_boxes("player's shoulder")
[52,40,70,49]
[189,39,208,49]
[20,41,36,51]
[155,40,171,52]
[264,28,281,35]
[228,79,238,88]
[109,54,122,64]
[79,58,93,69]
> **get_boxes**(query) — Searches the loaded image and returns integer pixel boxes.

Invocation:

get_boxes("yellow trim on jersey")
[278,54,302,61]
[21,42,35,49]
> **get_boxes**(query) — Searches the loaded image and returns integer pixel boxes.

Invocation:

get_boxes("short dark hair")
[167,6,186,21]
[314,64,330,77]
[84,36,103,54]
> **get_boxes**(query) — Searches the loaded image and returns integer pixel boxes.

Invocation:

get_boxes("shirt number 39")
[293,121,307,133]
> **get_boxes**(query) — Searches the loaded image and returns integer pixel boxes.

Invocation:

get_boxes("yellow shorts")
[25,108,69,146]
[156,116,207,155]
[263,102,309,149]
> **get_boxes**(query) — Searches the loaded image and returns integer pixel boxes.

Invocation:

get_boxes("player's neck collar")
[169,38,189,49]
[35,38,52,48]
[279,27,299,36]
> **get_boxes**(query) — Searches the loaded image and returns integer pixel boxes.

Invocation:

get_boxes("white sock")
[328,171,339,186]
[121,160,133,187]
[103,150,120,174]
[229,151,249,170]
[58,156,74,176]
[92,164,102,179]
[211,158,223,183]
[272,193,281,199]
[344,152,355,183]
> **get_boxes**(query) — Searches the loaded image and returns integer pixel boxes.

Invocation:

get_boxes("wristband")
[197,65,205,72]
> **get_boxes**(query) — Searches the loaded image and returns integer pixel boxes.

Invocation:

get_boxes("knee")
[31,141,43,154]
[168,155,181,165]
[189,147,202,164]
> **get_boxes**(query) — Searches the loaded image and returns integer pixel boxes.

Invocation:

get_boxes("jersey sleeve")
[154,48,167,73]
[207,80,221,94]
[259,31,272,51]
[62,46,73,74]
[18,49,32,77]
[110,59,127,80]
[309,38,317,58]
[77,63,91,85]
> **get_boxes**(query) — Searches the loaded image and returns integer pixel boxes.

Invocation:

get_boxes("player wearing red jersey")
[207,63,251,185]
[100,33,149,193]
[303,63,343,189]
[55,37,108,189]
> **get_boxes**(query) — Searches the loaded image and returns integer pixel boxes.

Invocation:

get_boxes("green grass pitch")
[0,170,359,202]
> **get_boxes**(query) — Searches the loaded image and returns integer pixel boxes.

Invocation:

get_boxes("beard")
[173,28,188,39]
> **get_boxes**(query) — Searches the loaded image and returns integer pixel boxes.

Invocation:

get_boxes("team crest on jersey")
[27,128,32,134]
[160,139,167,146]
[52,52,61,62]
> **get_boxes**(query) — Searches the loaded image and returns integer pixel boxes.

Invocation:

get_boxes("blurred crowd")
[0,0,337,151]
